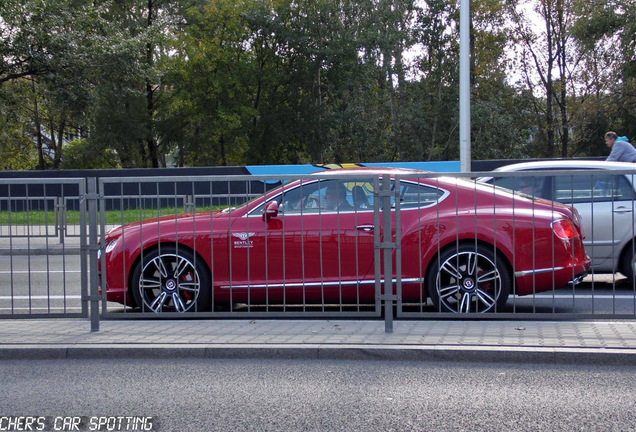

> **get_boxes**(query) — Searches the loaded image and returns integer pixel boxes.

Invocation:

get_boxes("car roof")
[311,167,431,176]
[491,160,636,172]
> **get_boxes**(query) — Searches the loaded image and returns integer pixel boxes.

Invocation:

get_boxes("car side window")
[554,174,636,203]
[249,180,377,216]
[488,176,549,199]
[280,180,374,214]
[393,182,444,209]
[253,179,447,215]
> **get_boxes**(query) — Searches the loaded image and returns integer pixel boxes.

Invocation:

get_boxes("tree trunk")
[557,0,569,158]
[32,78,46,170]
[49,119,57,166]
[219,135,227,166]
[314,61,323,162]
[383,49,398,160]
[54,117,66,169]
[544,0,555,158]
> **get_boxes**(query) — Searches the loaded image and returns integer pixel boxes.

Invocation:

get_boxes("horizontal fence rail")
[2,169,636,328]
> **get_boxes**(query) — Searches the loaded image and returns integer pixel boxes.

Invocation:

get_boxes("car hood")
[105,210,227,238]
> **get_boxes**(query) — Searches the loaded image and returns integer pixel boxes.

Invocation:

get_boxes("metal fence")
[1,169,636,330]
[0,178,88,318]
[97,174,385,322]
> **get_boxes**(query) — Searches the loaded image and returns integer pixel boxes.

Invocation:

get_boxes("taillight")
[552,219,579,239]
[571,207,586,239]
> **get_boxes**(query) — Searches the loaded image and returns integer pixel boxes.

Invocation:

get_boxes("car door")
[551,172,636,271]
[228,179,378,304]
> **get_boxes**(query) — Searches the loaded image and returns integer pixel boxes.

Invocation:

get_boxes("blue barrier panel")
[245,161,461,176]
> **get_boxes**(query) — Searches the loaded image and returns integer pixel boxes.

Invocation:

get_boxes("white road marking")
[0,295,82,300]
[0,308,82,311]
[511,294,635,300]
[0,270,82,274]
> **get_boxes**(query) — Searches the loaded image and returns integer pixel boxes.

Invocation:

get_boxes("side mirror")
[262,201,279,222]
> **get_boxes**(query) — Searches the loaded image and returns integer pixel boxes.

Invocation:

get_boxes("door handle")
[613,206,634,214]
[356,225,375,232]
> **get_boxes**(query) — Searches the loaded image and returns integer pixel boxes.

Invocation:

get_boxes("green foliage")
[59,139,121,169]
[0,81,39,170]
[0,0,634,169]
[569,0,636,151]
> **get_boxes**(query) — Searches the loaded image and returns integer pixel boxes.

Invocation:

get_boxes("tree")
[1,0,100,168]
[571,0,636,150]
[88,0,185,168]
[59,139,120,169]
[160,0,256,167]
[3,0,634,170]
[0,80,39,170]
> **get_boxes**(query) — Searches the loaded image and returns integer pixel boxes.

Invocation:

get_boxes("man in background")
[606,131,636,162]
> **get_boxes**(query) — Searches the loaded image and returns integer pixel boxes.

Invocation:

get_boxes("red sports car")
[101,168,590,313]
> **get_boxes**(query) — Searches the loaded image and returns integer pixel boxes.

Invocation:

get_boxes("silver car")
[479,160,636,278]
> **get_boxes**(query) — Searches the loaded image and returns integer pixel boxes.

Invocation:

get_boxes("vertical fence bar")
[381,175,394,333]
[79,180,89,319]
[86,177,100,331]
[394,177,403,315]
[57,196,66,244]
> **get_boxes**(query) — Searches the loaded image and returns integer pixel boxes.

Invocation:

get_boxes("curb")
[2,344,636,365]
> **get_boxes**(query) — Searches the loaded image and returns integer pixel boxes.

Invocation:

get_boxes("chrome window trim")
[244,178,450,218]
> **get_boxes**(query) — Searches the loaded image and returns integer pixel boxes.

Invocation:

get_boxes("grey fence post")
[377,175,398,333]
[86,177,101,332]
[56,197,66,244]
[185,195,195,213]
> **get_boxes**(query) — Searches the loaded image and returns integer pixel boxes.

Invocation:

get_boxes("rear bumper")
[514,255,591,296]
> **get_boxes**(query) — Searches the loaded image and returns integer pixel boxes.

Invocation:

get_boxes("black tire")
[427,244,510,313]
[620,243,636,280]
[131,246,211,313]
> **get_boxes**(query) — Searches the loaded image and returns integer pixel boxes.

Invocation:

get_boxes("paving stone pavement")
[2,318,636,365]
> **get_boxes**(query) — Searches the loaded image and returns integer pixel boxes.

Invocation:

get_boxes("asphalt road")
[1,358,635,432]
[0,255,84,313]
[1,254,636,316]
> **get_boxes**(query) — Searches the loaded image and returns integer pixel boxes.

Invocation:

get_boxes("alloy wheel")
[138,252,201,312]
[435,250,503,313]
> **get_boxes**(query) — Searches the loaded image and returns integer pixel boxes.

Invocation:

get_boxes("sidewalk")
[2,318,636,365]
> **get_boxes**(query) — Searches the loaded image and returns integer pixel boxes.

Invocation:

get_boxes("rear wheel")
[620,244,636,280]
[428,244,510,313]
[131,246,211,313]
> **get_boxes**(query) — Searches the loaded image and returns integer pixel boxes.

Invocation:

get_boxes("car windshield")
[220,185,281,213]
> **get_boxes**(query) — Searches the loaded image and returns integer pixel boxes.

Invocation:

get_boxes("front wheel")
[427,244,510,313]
[131,246,211,313]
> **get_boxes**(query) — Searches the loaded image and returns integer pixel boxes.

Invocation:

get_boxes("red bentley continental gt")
[101,168,590,313]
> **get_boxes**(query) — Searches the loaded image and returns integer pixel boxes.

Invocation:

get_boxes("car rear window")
[394,182,445,209]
